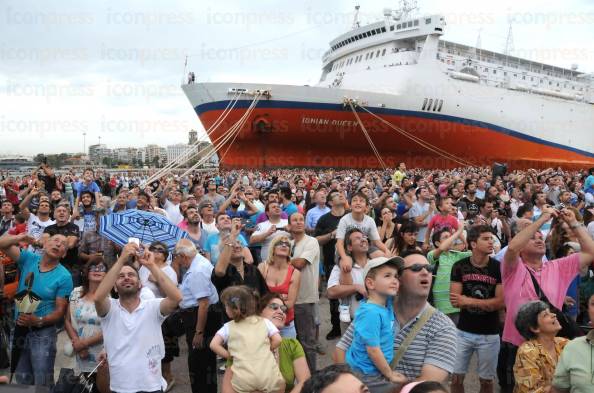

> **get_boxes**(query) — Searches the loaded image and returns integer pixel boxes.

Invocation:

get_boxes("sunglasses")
[275,241,291,248]
[89,265,107,273]
[267,303,288,313]
[149,246,167,254]
[400,263,435,274]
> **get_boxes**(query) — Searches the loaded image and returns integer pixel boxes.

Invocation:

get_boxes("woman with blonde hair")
[258,235,301,338]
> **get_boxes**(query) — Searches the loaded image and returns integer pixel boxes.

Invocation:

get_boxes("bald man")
[174,239,220,393]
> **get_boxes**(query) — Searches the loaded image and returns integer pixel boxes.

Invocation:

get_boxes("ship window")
[414,20,419,26]
[390,25,394,31]
[522,75,526,80]
[437,99,444,112]
[422,98,428,110]
[376,50,381,57]
[397,24,401,29]
[484,67,488,72]
[557,82,560,87]
[381,27,386,32]
[369,52,374,59]
[549,81,552,85]
[493,69,496,74]
[513,74,517,77]
[427,98,433,110]
[408,21,413,27]
[358,34,363,39]
[426,18,432,24]
[371,30,377,35]
[432,99,439,111]
[382,48,386,56]
[365,53,369,60]
[376,28,381,34]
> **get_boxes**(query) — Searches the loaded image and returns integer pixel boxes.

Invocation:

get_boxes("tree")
[102,157,113,168]
[152,156,160,168]
[131,157,138,168]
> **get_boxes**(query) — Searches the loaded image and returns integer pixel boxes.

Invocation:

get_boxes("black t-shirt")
[44,222,80,270]
[314,211,345,271]
[460,197,480,219]
[450,256,501,335]
[210,262,269,298]
[39,174,57,193]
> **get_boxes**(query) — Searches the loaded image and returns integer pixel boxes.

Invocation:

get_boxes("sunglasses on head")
[149,246,167,254]
[400,263,435,274]
[89,264,107,273]
[267,303,288,313]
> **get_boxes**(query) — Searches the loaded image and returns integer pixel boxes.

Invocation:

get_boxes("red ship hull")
[195,100,594,170]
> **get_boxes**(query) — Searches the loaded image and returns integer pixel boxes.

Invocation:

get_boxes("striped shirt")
[336,303,457,380]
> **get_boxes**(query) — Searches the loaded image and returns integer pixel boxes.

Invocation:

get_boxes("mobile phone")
[128,237,140,246]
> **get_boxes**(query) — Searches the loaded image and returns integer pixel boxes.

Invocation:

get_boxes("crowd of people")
[0,163,594,393]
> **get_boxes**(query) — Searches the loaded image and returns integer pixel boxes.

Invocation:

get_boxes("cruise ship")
[182,5,594,169]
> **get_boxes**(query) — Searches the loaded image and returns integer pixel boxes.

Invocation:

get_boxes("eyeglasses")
[400,264,435,274]
[275,241,291,248]
[267,303,288,313]
[89,265,107,273]
[149,246,167,254]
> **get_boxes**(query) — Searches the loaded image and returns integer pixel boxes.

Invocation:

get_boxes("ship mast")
[351,5,360,29]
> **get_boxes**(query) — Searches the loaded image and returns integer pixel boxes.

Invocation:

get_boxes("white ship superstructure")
[181,4,594,169]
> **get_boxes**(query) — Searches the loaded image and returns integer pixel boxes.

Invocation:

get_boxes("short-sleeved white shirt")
[139,265,178,298]
[328,263,365,318]
[100,297,166,393]
[164,199,183,225]
[252,219,289,261]
[335,213,380,241]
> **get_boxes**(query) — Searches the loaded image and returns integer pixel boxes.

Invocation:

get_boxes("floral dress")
[69,287,103,373]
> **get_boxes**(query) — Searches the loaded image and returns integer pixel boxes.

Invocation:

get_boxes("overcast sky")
[1,0,592,157]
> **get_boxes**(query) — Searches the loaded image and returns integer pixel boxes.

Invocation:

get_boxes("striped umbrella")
[99,210,188,251]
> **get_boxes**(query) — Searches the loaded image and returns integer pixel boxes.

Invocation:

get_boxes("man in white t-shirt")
[160,185,184,225]
[94,243,182,393]
[250,201,289,261]
[19,196,55,254]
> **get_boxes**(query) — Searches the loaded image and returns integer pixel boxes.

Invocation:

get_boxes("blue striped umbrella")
[99,210,188,251]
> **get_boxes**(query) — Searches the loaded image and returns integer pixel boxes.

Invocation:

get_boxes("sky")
[1,0,592,157]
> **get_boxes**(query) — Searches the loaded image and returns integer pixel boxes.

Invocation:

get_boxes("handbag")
[527,270,583,339]
[52,360,104,393]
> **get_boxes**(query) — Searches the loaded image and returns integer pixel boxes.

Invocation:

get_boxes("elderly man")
[0,232,73,386]
[174,239,221,393]
[335,251,457,384]
[94,242,182,393]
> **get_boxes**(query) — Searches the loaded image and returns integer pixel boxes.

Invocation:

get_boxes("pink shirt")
[501,253,580,346]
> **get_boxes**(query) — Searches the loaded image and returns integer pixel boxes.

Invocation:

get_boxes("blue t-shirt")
[585,175,594,192]
[282,202,299,217]
[346,300,396,375]
[204,232,248,265]
[75,181,100,195]
[16,250,73,318]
